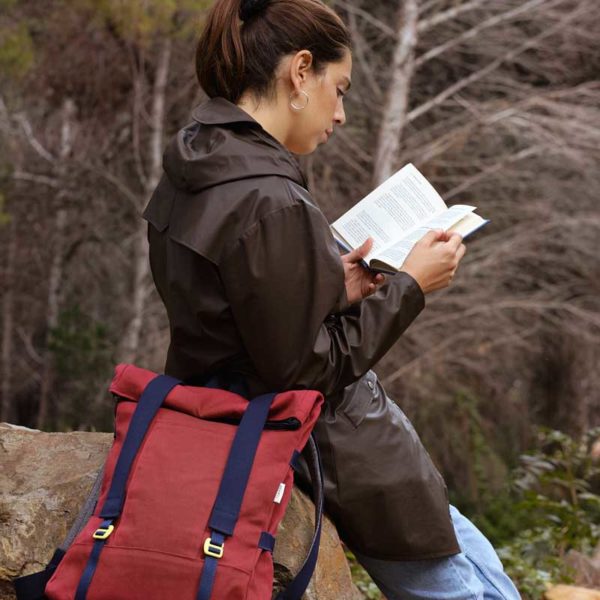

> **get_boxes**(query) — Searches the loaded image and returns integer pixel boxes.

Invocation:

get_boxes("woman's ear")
[289,49,314,92]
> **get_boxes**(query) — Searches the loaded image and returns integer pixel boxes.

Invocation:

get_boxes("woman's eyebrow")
[341,76,352,91]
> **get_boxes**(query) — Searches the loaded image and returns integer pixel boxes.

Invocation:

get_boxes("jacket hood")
[162,97,307,192]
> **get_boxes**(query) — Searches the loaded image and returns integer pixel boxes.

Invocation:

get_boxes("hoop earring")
[289,90,309,111]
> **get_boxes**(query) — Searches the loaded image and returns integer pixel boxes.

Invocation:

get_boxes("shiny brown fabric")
[143,97,460,560]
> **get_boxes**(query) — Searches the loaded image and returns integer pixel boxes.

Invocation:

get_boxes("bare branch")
[407,6,585,124]
[147,37,172,194]
[14,113,55,163]
[417,0,489,33]
[335,127,372,164]
[373,0,418,185]
[74,160,140,210]
[0,95,14,135]
[13,171,60,188]
[347,9,383,100]
[414,0,563,69]
[331,0,395,37]
[444,145,544,199]
[16,327,43,366]
[383,325,540,386]
[130,44,149,188]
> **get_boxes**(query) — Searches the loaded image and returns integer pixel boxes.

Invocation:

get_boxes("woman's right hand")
[400,229,466,294]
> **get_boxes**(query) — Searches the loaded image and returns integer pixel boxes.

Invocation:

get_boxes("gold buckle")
[203,537,224,559]
[93,524,115,540]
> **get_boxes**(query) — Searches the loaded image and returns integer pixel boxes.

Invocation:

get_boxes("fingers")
[446,232,463,252]
[421,229,459,247]
[435,230,452,242]
[366,273,386,295]
[342,237,373,263]
[421,229,443,245]
[356,237,374,258]
[447,243,466,285]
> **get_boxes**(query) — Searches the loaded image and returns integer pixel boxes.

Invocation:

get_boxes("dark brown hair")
[196,0,352,104]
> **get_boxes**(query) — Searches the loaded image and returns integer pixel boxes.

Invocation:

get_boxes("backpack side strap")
[13,549,65,600]
[275,433,324,600]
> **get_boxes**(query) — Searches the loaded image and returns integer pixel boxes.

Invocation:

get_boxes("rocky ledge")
[0,423,360,600]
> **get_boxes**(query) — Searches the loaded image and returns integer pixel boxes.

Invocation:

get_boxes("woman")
[143,0,520,598]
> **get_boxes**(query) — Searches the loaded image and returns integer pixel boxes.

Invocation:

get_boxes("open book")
[331,163,489,274]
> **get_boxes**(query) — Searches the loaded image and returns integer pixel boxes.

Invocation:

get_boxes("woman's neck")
[236,93,291,149]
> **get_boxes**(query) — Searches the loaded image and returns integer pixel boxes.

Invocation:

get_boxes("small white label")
[274,483,286,504]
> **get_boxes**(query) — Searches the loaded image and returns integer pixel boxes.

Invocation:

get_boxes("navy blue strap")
[13,548,65,600]
[75,374,181,600]
[100,374,181,518]
[195,531,224,600]
[258,532,276,553]
[74,519,113,600]
[276,434,324,600]
[196,392,277,600]
[207,392,276,536]
[289,449,302,472]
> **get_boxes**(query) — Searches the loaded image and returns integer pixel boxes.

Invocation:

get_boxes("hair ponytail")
[196,0,246,103]
[196,0,352,104]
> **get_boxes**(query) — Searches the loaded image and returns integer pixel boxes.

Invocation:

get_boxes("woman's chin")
[288,143,318,155]
[286,134,324,155]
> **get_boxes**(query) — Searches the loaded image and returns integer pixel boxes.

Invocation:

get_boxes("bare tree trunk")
[372,0,418,186]
[1,216,16,423]
[36,98,76,429]
[37,208,67,429]
[118,38,171,364]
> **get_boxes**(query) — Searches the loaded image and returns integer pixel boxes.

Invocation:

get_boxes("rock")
[0,423,113,584]
[565,550,600,589]
[545,584,600,600]
[272,488,362,600]
[0,423,361,600]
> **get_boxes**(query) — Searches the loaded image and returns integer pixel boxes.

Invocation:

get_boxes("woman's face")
[287,49,352,155]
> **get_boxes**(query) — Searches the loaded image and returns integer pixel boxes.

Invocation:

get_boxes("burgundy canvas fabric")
[44,364,323,599]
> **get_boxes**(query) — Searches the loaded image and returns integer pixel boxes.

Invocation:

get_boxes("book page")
[369,208,486,271]
[331,163,447,256]
[369,227,430,271]
[424,204,476,230]
[448,212,490,238]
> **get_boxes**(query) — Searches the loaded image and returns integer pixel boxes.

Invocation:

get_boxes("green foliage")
[483,428,600,599]
[0,21,34,80]
[0,0,18,8]
[0,192,11,226]
[76,0,211,42]
[454,390,510,509]
[345,550,382,600]
[49,306,111,377]
[48,306,114,430]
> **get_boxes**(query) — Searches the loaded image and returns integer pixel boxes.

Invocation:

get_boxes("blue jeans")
[353,505,520,600]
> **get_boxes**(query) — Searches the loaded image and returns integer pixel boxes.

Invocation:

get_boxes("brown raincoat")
[143,97,460,560]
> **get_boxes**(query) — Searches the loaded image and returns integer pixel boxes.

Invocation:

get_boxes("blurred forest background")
[1,0,599,596]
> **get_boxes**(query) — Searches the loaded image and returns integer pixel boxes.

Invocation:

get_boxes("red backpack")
[14,364,324,600]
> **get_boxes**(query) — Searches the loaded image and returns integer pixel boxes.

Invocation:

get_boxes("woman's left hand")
[341,238,386,304]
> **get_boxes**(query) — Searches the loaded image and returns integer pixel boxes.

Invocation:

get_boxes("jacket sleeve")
[218,196,425,396]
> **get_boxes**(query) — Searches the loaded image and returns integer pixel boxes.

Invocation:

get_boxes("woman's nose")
[334,102,346,126]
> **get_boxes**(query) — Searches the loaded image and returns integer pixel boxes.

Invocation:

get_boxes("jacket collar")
[190,96,307,189]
